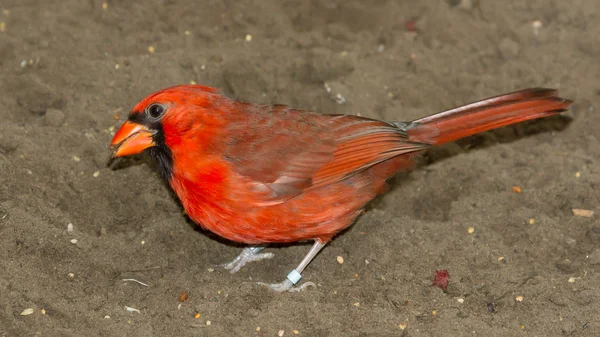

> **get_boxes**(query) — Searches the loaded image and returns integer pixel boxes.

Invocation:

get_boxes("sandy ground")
[1,0,599,336]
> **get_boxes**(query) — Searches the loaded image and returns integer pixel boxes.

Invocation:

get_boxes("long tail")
[405,88,573,145]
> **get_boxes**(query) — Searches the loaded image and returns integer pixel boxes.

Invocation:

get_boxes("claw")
[257,279,317,292]
[221,247,274,274]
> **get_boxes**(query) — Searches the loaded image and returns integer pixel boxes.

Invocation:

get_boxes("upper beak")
[110,121,155,157]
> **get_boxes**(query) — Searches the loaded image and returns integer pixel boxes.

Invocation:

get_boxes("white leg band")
[286,269,302,284]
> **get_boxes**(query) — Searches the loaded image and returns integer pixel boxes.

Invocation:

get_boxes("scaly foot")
[257,279,317,292]
[221,246,274,273]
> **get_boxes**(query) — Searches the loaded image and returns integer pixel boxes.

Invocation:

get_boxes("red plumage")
[110,85,572,290]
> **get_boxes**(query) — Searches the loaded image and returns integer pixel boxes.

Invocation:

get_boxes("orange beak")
[110,121,155,157]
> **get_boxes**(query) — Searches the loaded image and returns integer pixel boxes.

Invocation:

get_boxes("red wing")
[225,105,427,205]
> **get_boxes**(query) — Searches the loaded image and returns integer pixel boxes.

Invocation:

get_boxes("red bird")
[110,85,571,291]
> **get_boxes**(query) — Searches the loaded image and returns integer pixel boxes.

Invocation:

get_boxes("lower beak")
[110,121,155,157]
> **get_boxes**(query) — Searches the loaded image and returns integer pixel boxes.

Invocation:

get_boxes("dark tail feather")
[405,88,573,145]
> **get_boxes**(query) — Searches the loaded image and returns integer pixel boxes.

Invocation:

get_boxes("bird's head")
[110,84,224,178]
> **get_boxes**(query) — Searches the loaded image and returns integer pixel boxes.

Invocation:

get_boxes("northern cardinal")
[110,85,571,291]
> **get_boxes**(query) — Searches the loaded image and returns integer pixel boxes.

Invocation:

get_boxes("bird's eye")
[147,104,165,118]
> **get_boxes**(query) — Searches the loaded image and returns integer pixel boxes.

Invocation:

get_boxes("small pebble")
[178,291,189,302]
[336,256,344,264]
[205,320,211,326]
[457,298,465,303]
[572,209,594,218]
[72,155,81,162]
[207,268,214,272]
[115,64,120,70]
[93,171,100,178]
[278,330,284,336]
[467,227,475,234]
[67,223,74,232]
[515,295,524,302]
[68,273,75,278]
[20,308,35,316]
[141,240,145,245]
[104,315,111,319]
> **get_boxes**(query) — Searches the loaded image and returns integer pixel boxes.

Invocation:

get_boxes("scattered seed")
[67,223,74,232]
[20,308,35,316]
[104,315,111,319]
[292,330,300,335]
[256,327,261,332]
[189,80,197,84]
[457,298,465,303]
[148,46,155,54]
[498,256,505,261]
[515,295,524,302]
[115,64,120,70]
[568,277,578,283]
[194,313,201,319]
[353,302,360,307]
[431,310,437,316]
[467,227,475,234]
[572,209,594,218]
[72,155,81,162]
[512,186,522,193]
[529,218,535,225]
[575,172,581,178]
[179,291,189,302]
[70,238,78,244]
[205,320,211,326]
[520,325,525,330]
[207,268,214,272]
[93,171,100,178]
[141,240,145,245]
[0,22,5,33]
[245,34,252,42]
[68,273,75,278]
[353,273,358,278]
[278,330,284,336]
[124,306,141,313]
[399,323,407,330]
[41,308,46,315]
[101,2,108,10]
[336,256,344,264]
[184,30,191,36]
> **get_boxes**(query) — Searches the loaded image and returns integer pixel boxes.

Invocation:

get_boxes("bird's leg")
[258,240,326,292]
[221,246,274,273]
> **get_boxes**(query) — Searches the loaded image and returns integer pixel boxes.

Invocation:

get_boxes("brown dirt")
[1,1,599,336]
